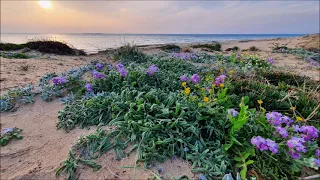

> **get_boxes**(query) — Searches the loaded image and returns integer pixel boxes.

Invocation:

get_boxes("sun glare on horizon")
[39,0,52,9]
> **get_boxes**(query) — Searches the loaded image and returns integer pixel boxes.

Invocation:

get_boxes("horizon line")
[1,32,312,35]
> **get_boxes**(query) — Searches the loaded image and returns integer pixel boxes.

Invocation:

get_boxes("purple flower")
[315,158,320,167]
[289,150,300,159]
[116,63,124,69]
[299,125,319,141]
[52,77,67,85]
[287,136,307,158]
[96,63,103,70]
[92,70,104,79]
[180,75,189,82]
[85,83,93,92]
[275,126,288,138]
[116,63,128,77]
[266,139,279,154]
[266,112,293,127]
[228,108,239,117]
[315,149,320,157]
[280,48,285,53]
[92,70,99,79]
[266,112,283,126]
[147,65,159,75]
[292,125,300,132]
[268,57,275,64]
[173,52,197,61]
[214,74,226,86]
[191,74,200,84]
[1,128,14,135]
[280,116,293,126]
[251,136,278,153]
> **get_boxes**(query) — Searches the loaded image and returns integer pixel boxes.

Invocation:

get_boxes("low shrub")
[249,46,259,51]
[192,43,222,51]
[0,40,86,55]
[113,44,148,64]
[225,46,240,51]
[159,44,181,52]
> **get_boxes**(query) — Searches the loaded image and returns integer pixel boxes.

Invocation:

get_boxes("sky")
[1,0,319,34]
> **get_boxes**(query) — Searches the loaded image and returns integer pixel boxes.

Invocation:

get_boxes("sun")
[39,0,52,9]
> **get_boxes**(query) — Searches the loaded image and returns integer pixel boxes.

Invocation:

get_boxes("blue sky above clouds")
[1,1,319,34]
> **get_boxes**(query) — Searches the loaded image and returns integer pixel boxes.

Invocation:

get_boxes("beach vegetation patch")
[1,50,319,179]
[225,46,240,52]
[249,46,259,51]
[192,43,222,51]
[1,127,23,146]
[0,52,30,59]
[159,44,181,52]
[0,40,86,55]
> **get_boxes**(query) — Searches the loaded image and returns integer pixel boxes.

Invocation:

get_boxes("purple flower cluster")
[294,125,319,141]
[1,128,14,135]
[179,74,200,84]
[266,112,293,127]
[96,63,103,70]
[116,63,128,77]
[268,57,275,64]
[92,70,105,79]
[287,137,306,159]
[85,83,93,92]
[251,136,278,154]
[191,74,200,84]
[228,108,239,117]
[180,75,189,82]
[214,75,226,86]
[147,65,159,75]
[52,77,67,85]
[275,126,288,138]
[172,52,197,61]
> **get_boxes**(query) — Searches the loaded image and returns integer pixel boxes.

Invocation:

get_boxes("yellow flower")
[257,99,263,105]
[203,97,209,102]
[220,68,224,73]
[290,106,296,111]
[229,70,235,75]
[182,82,187,87]
[296,116,303,121]
[212,84,216,88]
[219,84,225,88]
[184,87,190,95]
[201,87,205,92]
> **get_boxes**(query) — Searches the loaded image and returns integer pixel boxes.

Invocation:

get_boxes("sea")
[0,33,305,54]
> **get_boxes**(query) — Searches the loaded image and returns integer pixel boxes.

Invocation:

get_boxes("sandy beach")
[1,34,319,93]
[1,34,319,179]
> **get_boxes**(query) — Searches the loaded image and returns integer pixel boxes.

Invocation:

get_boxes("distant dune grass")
[192,43,222,51]
[0,39,86,55]
[159,44,181,52]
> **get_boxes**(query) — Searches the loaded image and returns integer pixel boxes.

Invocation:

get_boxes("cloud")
[1,1,319,33]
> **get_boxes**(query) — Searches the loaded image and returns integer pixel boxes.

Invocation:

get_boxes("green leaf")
[246,160,254,165]
[223,143,233,151]
[243,96,249,105]
[240,166,247,180]
[236,163,243,168]
[234,157,242,162]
